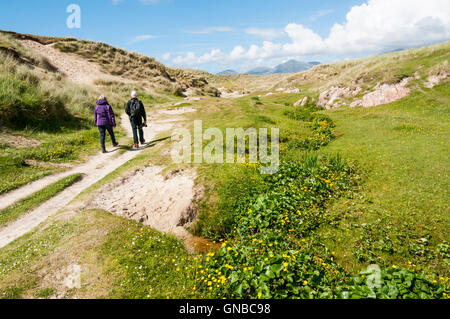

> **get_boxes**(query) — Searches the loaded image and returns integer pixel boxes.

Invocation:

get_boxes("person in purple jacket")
[94,95,119,153]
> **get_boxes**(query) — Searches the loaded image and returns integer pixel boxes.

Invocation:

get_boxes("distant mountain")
[273,60,314,74]
[246,67,274,75]
[244,60,321,75]
[217,69,238,75]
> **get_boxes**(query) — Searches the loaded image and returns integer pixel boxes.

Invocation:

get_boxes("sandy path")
[0,114,179,248]
[0,150,122,211]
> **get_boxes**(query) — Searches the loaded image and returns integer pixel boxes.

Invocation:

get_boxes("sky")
[0,0,449,73]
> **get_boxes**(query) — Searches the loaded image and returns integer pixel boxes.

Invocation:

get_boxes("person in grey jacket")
[125,91,147,149]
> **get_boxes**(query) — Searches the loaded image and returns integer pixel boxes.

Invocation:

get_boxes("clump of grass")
[0,50,101,130]
[0,33,58,72]
[0,173,83,226]
[0,53,71,129]
[34,288,56,299]
[284,102,336,150]
[101,225,200,299]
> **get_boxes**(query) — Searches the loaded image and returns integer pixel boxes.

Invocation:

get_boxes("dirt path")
[0,111,193,248]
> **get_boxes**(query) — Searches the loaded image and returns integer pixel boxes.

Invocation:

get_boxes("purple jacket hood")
[94,99,116,127]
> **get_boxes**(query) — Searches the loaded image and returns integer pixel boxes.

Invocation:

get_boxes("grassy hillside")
[277,41,450,95]
[319,83,449,274]
[53,40,219,97]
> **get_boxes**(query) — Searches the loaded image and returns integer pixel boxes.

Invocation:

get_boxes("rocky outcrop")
[360,78,411,108]
[284,88,301,94]
[318,86,362,109]
[218,87,249,98]
[274,87,301,94]
[294,97,308,107]
[350,100,362,108]
[424,71,449,89]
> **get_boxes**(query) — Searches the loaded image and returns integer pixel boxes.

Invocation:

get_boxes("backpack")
[129,99,141,118]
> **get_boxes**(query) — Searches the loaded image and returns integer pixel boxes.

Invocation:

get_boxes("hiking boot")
[140,140,146,145]
[102,148,107,154]
[113,142,119,147]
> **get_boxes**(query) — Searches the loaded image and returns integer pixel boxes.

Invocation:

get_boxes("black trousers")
[130,117,145,144]
[98,125,117,149]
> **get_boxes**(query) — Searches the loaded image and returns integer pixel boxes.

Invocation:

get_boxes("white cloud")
[310,9,334,21]
[282,23,325,55]
[161,52,171,60]
[170,0,450,67]
[173,52,198,65]
[129,34,155,44]
[324,0,450,54]
[229,46,246,59]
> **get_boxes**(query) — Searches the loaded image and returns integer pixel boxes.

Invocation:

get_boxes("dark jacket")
[95,99,116,127]
[125,98,147,125]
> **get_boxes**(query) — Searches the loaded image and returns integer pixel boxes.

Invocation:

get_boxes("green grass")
[0,165,54,195]
[0,126,114,195]
[173,65,450,298]
[0,209,200,299]
[316,82,450,274]
[183,94,324,237]
[34,288,56,299]
[0,55,70,129]
[184,89,449,298]
[0,173,82,226]
[186,78,449,279]
[100,222,199,299]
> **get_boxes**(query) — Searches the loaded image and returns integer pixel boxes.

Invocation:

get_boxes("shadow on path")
[105,136,171,153]
[139,136,172,150]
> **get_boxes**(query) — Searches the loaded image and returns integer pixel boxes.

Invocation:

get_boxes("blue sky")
[1,0,449,73]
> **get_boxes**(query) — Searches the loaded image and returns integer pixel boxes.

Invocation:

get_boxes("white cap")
[131,91,138,98]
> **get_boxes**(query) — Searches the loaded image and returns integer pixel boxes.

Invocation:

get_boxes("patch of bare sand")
[20,40,130,86]
[85,167,199,244]
[158,107,197,116]
[0,130,41,148]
